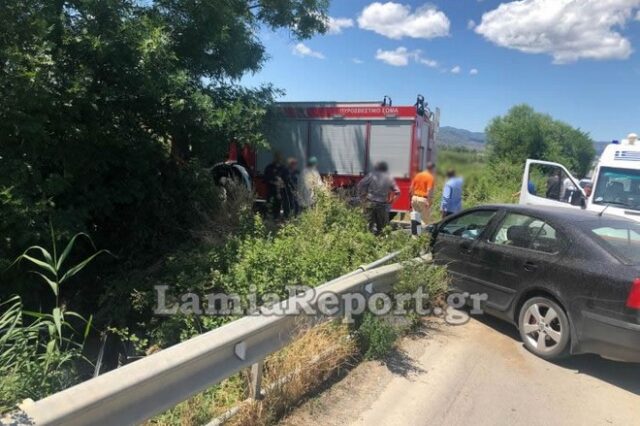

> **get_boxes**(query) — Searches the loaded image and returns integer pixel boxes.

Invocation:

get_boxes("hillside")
[438,126,486,150]
[439,126,608,154]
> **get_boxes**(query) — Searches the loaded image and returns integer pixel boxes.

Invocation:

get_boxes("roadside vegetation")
[1,0,598,421]
[0,0,331,412]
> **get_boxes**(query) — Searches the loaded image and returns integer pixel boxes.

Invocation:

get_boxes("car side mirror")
[570,193,586,208]
[425,223,437,234]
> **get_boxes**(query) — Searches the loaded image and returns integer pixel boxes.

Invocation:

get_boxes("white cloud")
[451,65,461,74]
[358,2,450,40]
[352,58,365,64]
[327,16,355,34]
[636,10,640,19]
[375,47,441,68]
[470,68,479,75]
[476,0,640,64]
[419,58,438,68]
[292,43,325,59]
[375,47,417,66]
[467,19,477,30]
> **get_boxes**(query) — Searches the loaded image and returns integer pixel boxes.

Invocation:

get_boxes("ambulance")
[519,133,640,222]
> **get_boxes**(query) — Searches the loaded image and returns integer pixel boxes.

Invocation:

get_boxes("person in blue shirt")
[441,169,464,218]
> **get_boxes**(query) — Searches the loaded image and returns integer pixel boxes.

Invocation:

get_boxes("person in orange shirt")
[410,162,436,225]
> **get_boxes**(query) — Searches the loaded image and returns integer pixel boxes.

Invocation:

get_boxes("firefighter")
[264,152,286,219]
[410,162,436,226]
[358,162,400,235]
[298,157,324,209]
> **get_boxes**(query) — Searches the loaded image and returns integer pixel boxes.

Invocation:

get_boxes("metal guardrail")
[6,253,417,426]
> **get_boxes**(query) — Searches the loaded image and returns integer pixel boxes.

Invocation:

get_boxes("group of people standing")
[264,154,325,219]
[358,161,464,235]
[265,152,464,234]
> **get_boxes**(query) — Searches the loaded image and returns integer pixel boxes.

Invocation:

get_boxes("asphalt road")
[281,315,640,426]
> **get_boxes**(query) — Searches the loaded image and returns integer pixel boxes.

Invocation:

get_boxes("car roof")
[476,204,639,227]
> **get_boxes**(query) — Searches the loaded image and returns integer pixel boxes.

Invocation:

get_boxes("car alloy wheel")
[518,297,570,360]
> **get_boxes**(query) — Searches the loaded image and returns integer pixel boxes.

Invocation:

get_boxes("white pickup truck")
[519,133,640,222]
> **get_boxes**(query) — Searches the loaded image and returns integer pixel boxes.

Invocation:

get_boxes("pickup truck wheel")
[518,296,570,360]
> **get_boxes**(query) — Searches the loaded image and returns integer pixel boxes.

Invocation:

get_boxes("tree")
[0,0,329,300]
[485,105,595,177]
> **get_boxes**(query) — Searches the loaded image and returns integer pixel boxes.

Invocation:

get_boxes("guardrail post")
[250,361,264,400]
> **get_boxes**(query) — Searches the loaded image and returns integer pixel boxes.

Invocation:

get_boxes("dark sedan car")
[429,204,640,362]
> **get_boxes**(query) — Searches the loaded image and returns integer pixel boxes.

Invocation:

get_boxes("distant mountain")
[439,126,609,155]
[438,126,486,150]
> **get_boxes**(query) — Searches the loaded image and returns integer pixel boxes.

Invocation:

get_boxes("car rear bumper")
[577,311,640,363]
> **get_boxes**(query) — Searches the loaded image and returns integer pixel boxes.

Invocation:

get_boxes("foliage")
[111,195,415,348]
[433,148,522,213]
[357,313,397,360]
[486,104,595,177]
[13,228,112,309]
[0,0,329,303]
[1,231,111,411]
[395,261,449,304]
[219,194,410,302]
[0,297,85,412]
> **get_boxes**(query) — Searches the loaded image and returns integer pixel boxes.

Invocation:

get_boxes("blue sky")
[242,1,640,141]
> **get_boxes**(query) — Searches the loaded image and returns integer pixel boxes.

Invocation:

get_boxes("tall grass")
[1,230,110,411]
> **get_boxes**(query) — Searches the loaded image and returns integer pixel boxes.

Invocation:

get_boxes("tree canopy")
[0,0,329,298]
[485,104,595,177]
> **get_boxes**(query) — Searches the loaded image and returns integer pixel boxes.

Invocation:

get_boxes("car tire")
[518,296,570,360]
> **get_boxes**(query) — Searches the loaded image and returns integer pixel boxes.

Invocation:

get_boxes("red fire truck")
[224,99,439,213]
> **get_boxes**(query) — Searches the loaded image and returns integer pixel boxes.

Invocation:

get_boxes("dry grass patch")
[229,321,356,426]
[147,321,356,426]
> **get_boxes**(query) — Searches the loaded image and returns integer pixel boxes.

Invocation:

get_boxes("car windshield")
[592,167,640,210]
[587,221,640,264]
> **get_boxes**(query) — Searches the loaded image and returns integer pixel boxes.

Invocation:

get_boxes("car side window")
[491,213,563,254]
[439,210,496,241]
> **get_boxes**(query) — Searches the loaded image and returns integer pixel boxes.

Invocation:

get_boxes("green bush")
[103,195,416,348]
[395,260,449,295]
[0,0,328,310]
[219,195,410,302]
[486,104,595,177]
[357,313,397,360]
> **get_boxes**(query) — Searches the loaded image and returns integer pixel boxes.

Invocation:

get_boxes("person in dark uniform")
[546,170,562,200]
[357,162,400,235]
[282,157,300,218]
[264,153,286,219]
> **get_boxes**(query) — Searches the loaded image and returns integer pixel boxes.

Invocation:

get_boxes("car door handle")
[523,261,538,272]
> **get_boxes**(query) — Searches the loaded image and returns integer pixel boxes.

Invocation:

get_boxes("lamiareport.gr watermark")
[154,285,488,325]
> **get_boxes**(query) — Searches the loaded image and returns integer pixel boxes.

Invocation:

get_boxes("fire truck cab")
[251,100,439,212]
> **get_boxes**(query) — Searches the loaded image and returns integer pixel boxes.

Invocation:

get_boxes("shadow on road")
[384,347,426,377]
[471,313,640,396]
[382,317,445,378]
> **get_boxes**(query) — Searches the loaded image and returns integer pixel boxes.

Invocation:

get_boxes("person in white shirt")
[298,157,324,208]
[561,176,577,202]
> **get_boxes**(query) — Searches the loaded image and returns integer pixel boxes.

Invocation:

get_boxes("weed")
[357,313,398,361]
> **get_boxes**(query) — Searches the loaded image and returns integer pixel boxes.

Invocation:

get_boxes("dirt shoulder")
[280,316,640,426]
